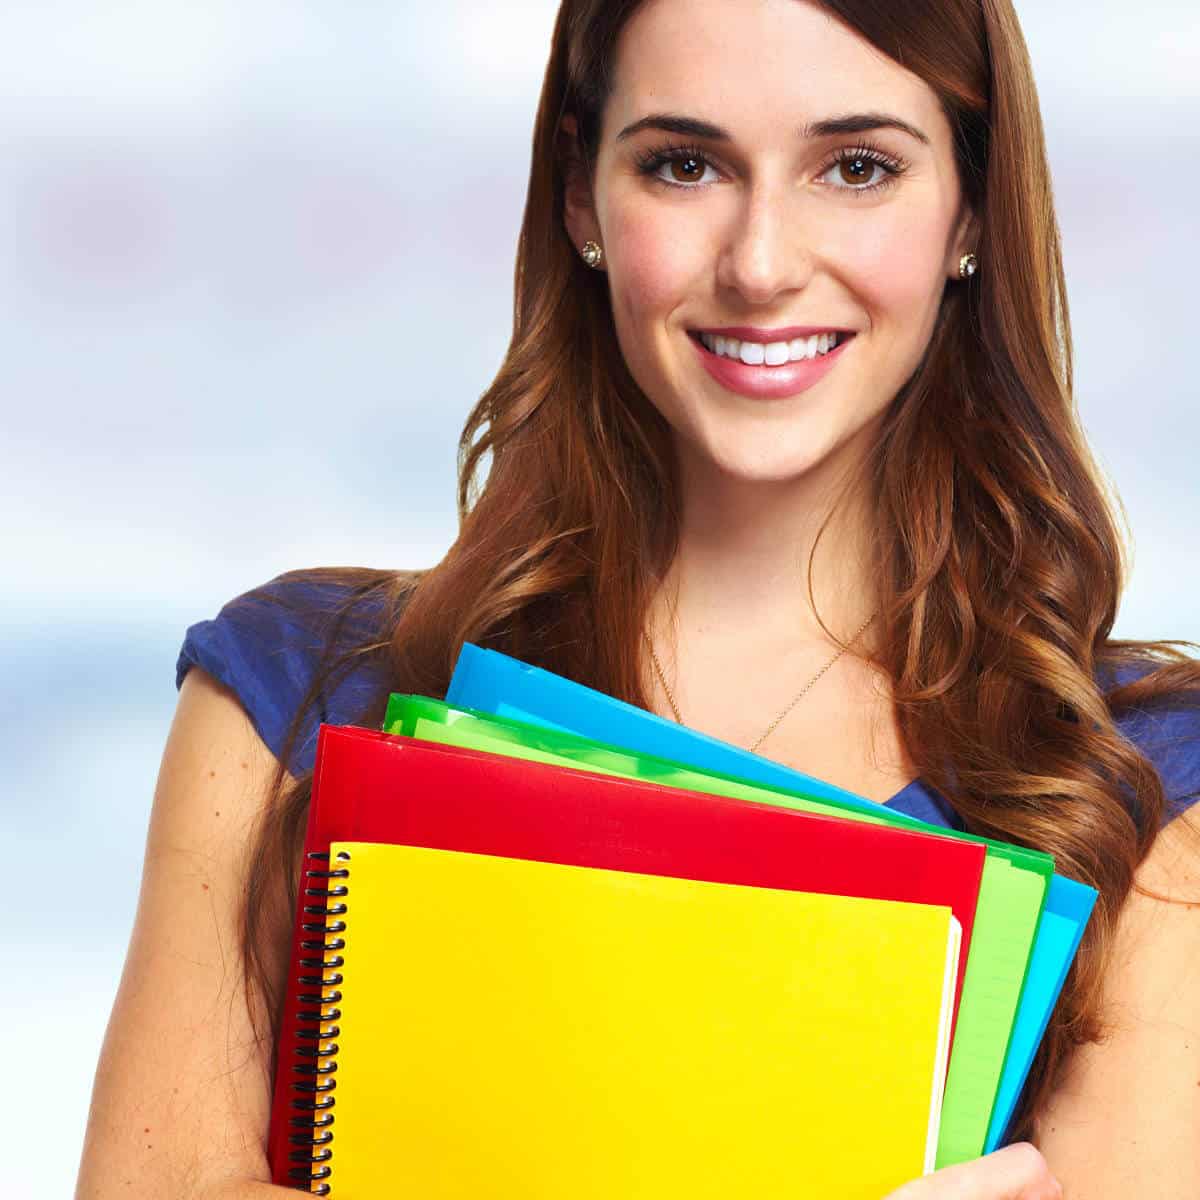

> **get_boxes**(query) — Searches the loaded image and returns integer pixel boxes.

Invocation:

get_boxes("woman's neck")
[652,452,880,653]
[640,451,913,799]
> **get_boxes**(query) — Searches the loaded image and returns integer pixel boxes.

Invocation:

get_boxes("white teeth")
[698,330,843,364]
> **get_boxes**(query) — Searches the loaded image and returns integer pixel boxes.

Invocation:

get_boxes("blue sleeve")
[176,571,394,775]
[1106,660,1200,825]
[1116,703,1200,825]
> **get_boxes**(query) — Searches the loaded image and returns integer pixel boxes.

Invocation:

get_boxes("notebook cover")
[322,837,962,1198]
[382,692,983,1029]
[267,724,984,1186]
[444,643,1085,1165]
[380,691,1040,1167]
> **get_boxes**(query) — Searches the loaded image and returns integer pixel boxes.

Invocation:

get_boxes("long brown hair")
[240,0,1200,1146]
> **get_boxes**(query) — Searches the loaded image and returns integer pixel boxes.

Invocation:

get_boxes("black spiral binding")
[287,849,351,1195]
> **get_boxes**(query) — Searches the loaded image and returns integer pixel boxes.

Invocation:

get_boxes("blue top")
[177,571,1200,829]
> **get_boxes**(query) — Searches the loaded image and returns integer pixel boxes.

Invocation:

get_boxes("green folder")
[382,693,1051,1165]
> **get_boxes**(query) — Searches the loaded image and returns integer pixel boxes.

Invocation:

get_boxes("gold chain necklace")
[645,610,878,754]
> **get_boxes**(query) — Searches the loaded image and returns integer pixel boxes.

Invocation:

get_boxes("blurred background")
[3,2,1197,1194]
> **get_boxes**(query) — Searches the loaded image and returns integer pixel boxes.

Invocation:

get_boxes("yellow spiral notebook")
[313,840,961,1199]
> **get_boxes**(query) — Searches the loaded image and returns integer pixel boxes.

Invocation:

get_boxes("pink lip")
[689,330,855,400]
[694,325,850,342]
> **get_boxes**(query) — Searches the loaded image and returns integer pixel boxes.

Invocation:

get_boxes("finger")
[886,1143,1063,1200]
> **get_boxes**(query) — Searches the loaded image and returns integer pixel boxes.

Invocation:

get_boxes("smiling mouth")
[687,329,855,366]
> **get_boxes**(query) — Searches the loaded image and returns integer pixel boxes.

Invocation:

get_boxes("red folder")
[268,724,985,1186]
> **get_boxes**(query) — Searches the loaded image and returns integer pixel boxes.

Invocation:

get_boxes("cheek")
[607,202,699,328]
[832,207,949,326]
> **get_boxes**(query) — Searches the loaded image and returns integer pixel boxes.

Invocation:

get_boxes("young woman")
[76,1,1199,1196]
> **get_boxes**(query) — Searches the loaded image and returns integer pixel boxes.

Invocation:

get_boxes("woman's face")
[563,0,976,489]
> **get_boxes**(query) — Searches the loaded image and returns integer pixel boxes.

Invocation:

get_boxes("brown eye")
[669,155,706,184]
[838,156,875,185]
[637,146,721,190]
[820,148,905,195]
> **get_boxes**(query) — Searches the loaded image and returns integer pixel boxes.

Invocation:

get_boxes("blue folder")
[447,641,1098,1150]
[447,644,924,822]
[984,873,1096,1150]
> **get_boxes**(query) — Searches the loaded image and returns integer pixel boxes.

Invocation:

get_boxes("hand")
[882,1143,1063,1199]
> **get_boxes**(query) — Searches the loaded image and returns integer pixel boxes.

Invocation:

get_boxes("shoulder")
[1099,653,1200,826]
[176,566,422,774]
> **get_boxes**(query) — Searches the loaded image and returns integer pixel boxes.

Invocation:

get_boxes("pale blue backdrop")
[3,3,1197,1196]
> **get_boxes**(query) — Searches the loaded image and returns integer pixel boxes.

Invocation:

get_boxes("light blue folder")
[447,641,1098,1151]
[984,874,1096,1150]
[446,644,925,823]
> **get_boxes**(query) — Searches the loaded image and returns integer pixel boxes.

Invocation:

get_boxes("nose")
[715,178,817,307]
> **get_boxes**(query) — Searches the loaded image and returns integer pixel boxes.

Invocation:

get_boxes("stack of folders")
[267,644,1098,1199]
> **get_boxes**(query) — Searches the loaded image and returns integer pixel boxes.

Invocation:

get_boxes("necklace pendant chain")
[646,610,878,754]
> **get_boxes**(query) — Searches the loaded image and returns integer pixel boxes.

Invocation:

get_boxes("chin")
[677,413,843,479]
[692,439,839,486]
[677,399,885,489]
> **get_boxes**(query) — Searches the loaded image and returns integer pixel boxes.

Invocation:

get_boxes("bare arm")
[1034,807,1200,1197]
[75,667,298,1199]
[885,807,1200,1200]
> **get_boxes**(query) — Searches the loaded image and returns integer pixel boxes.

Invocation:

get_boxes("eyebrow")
[615,111,931,147]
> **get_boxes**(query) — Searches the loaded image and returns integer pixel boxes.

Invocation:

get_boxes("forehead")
[609,0,944,143]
